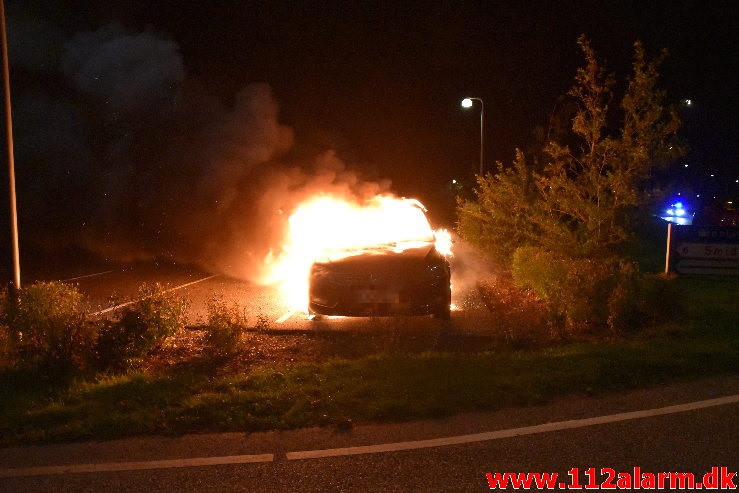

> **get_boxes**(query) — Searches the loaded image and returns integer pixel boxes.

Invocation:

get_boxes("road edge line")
[0,454,274,478]
[286,394,739,460]
[91,274,219,316]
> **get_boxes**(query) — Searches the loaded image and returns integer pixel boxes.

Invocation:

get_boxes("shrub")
[254,313,271,332]
[476,277,551,348]
[203,297,247,358]
[96,283,188,370]
[607,267,679,333]
[512,247,617,332]
[511,247,566,308]
[513,248,680,334]
[0,282,96,372]
[0,322,10,369]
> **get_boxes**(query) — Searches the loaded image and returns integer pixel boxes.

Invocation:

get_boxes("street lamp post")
[1,0,20,289]
[461,97,484,175]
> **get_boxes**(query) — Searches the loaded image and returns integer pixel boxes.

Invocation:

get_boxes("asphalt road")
[1,375,736,492]
[41,259,497,331]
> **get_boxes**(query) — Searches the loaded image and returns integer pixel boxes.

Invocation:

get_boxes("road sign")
[667,225,739,276]
[675,243,739,259]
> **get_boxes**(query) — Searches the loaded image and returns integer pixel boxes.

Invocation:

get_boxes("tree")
[457,36,682,330]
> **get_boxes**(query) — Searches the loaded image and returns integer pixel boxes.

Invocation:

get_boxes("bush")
[0,282,96,372]
[607,267,679,333]
[512,247,617,332]
[203,297,247,358]
[476,277,551,348]
[511,247,566,308]
[512,248,680,334]
[0,323,10,369]
[96,283,188,370]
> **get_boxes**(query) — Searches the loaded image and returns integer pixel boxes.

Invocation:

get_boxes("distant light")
[665,202,685,218]
[452,179,457,184]
[684,99,692,106]
[663,202,691,224]
[461,98,473,108]
[697,194,701,198]
[669,216,691,225]
[684,164,689,168]
[710,174,715,177]
[660,214,691,225]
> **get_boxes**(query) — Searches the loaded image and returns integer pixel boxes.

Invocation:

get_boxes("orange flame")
[262,194,452,311]
[434,228,453,257]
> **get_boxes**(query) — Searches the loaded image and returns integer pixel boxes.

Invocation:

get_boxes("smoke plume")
[10,18,391,282]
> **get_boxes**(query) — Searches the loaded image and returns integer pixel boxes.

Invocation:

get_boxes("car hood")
[313,242,438,268]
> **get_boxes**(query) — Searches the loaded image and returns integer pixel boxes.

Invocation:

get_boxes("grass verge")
[0,276,737,445]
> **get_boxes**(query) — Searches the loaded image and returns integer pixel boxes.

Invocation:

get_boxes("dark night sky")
[90,3,738,174]
[1,0,738,279]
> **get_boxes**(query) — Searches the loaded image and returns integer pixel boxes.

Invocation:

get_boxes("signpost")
[666,223,739,276]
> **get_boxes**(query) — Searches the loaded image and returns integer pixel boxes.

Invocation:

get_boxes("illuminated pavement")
[55,260,497,332]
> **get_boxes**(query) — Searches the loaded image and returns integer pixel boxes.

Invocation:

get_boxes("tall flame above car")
[262,194,452,314]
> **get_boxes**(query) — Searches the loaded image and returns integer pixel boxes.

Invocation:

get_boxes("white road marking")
[0,454,274,478]
[60,270,114,282]
[275,310,296,323]
[286,394,739,460]
[1,394,736,478]
[91,274,219,316]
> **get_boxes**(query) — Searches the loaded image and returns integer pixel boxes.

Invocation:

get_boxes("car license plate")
[356,288,400,304]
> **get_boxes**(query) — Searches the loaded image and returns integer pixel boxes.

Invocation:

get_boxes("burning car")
[303,198,452,319]
[263,194,453,319]
[308,231,451,319]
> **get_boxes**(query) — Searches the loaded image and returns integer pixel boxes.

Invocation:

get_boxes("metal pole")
[478,100,484,175]
[461,97,485,176]
[664,222,672,274]
[1,0,20,288]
